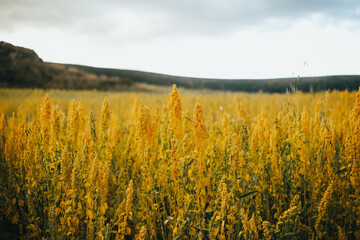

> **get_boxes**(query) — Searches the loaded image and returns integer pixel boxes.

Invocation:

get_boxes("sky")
[1,0,360,79]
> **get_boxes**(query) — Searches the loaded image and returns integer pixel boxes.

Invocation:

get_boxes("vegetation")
[1,86,359,239]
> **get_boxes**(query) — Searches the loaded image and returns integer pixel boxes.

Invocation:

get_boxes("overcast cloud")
[1,0,360,78]
[2,1,359,37]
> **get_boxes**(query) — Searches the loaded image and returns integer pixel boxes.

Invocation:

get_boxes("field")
[0,87,359,239]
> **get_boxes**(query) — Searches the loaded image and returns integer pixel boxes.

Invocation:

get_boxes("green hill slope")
[1,41,360,92]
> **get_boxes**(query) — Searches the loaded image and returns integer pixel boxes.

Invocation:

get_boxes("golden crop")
[0,87,359,239]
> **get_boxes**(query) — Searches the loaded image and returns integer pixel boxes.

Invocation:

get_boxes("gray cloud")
[1,0,359,41]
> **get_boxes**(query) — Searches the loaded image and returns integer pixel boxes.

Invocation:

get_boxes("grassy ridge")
[68,64,360,92]
[2,41,360,92]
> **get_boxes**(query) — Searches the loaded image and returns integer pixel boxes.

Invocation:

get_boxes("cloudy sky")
[1,0,360,79]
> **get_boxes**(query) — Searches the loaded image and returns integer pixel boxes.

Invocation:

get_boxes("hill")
[0,41,134,91]
[1,41,360,92]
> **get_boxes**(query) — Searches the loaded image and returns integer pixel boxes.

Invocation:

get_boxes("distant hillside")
[1,41,360,92]
[68,64,360,92]
[0,41,134,90]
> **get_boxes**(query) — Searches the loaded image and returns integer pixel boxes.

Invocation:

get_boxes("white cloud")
[0,0,359,78]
